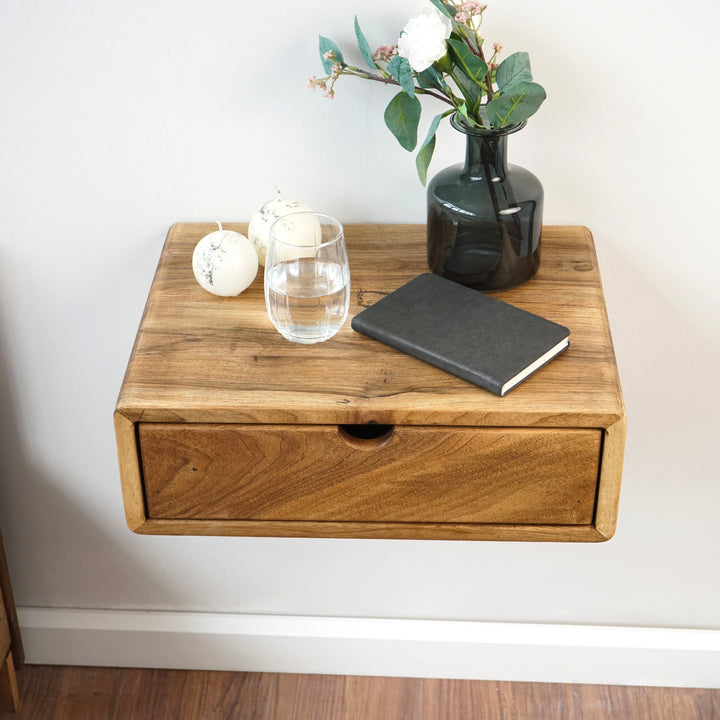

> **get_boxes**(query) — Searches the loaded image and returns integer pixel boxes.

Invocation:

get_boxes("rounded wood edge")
[594,414,627,540]
[133,519,606,543]
[113,411,149,532]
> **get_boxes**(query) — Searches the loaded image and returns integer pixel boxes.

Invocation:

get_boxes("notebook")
[351,273,570,396]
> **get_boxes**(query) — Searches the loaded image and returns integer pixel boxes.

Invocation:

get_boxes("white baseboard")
[17,607,720,688]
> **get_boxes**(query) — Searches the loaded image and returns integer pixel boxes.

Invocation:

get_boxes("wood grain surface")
[2,666,716,720]
[114,224,626,541]
[116,224,623,428]
[140,424,601,525]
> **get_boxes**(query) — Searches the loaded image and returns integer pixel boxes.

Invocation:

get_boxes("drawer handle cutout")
[338,424,394,449]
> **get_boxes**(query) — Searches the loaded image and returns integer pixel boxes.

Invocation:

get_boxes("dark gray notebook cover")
[351,273,570,396]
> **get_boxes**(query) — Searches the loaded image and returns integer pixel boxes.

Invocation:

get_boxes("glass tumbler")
[264,212,350,344]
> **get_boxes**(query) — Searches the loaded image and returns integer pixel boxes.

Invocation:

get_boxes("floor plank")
[112,668,274,720]
[268,673,345,720]
[0,665,716,720]
[424,678,519,719]
[344,676,422,720]
[52,667,122,720]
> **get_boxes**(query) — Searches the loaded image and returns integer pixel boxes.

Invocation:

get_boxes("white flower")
[397,8,452,73]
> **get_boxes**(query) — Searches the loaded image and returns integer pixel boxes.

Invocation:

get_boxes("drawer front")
[139,424,602,526]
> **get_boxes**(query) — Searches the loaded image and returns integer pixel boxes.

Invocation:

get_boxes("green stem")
[451,22,493,102]
[342,66,456,108]
[473,42,493,102]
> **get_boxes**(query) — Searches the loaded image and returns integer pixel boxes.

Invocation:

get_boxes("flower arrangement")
[309,1,546,184]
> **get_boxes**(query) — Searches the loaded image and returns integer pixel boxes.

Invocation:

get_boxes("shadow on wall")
[0,294,156,609]
[596,231,720,536]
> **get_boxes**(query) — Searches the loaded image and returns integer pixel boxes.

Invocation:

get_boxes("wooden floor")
[0,665,717,719]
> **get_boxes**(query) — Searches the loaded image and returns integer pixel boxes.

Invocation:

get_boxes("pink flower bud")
[373,45,398,62]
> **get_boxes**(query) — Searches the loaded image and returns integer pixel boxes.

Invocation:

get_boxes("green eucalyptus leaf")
[486,81,546,128]
[451,66,483,117]
[354,17,377,70]
[446,39,488,85]
[433,51,453,75]
[416,135,436,186]
[319,36,345,73]
[384,91,422,151]
[415,111,449,186]
[417,67,443,89]
[426,0,455,19]
[387,55,415,97]
[495,52,534,91]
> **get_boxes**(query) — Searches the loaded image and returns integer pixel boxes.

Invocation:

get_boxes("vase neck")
[463,133,509,180]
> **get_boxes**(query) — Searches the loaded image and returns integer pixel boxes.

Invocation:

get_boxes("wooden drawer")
[139,424,602,526]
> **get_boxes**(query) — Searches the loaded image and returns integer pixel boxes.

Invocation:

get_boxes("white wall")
[1,0,719,683]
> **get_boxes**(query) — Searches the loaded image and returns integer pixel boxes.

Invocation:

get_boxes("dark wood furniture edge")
[0,529,21,711]
[0,531,22,668]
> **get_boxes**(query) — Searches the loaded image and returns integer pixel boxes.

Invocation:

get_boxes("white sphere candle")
[268,212,324,263]
[248,189,315,266]
[192,223,258,296]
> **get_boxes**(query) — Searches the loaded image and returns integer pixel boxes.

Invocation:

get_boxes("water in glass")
[266,258,349,343]
[264,213,350,344]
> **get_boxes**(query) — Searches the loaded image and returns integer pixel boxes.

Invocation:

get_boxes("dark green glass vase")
[427,115,543,291]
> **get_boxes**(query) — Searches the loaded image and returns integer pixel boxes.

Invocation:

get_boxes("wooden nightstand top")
[116,223,624,429]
